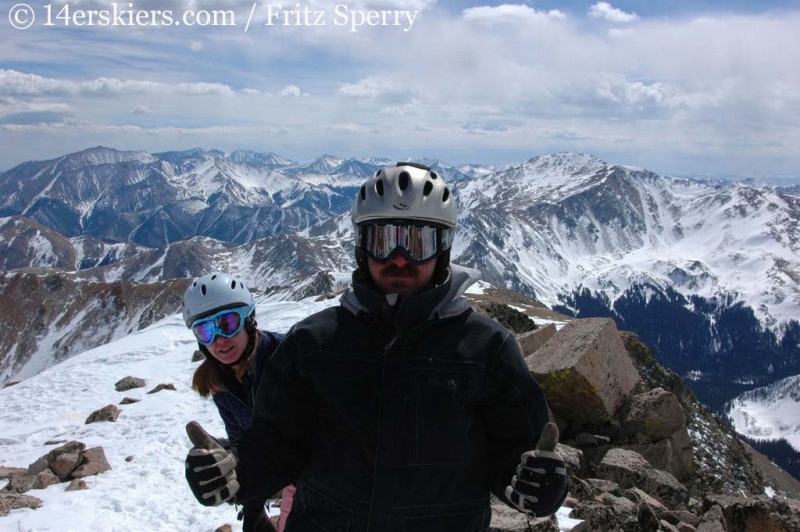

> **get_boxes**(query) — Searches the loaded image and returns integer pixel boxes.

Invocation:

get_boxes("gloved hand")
[185,420,240,506]
[504,422,569,517]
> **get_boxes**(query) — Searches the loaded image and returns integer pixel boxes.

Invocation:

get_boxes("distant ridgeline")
[739,435,800,483]
[554,282,800,413]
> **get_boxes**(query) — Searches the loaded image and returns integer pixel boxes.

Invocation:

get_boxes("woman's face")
[206,327,248,366]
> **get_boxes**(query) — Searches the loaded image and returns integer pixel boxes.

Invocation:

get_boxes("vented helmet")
[351,162,457,229]
[182,272,254,327]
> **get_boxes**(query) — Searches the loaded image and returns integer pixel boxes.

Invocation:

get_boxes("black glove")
[185,421,240,507]
[504,422,568,517]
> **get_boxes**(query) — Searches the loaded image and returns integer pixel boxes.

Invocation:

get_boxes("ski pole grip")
[186,421,222,450]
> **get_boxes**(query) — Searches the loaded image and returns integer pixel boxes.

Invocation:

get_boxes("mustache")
[381,264,418,278]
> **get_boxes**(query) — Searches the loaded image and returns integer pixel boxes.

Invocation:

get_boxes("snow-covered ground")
[727,374,800,453]
[0,299,581,531]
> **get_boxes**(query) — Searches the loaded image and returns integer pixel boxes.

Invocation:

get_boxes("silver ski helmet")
[182,272,254,327]
[351,162,457,229]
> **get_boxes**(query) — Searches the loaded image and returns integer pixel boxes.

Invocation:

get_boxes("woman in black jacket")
[183,272,289,532]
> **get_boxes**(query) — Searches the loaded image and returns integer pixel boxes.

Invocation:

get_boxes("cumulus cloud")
[462,4,566,23]
[279,85,305,97]
[132,106,153,115]
[588,2,639,23]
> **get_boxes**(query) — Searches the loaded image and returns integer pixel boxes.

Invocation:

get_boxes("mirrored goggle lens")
[192,310,245,345]
[362,224,449,262]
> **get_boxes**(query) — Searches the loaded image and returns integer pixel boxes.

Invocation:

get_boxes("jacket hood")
[340,263,481,329]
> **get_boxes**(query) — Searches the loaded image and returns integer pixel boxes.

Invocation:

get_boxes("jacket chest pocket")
[405,368,478,465]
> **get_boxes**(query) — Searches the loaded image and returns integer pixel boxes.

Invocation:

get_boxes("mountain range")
[1,147,798,416]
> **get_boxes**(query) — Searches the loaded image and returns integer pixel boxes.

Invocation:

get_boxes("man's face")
[367,252,437,297]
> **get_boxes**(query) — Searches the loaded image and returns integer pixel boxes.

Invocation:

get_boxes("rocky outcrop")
[0,492,42,516]
[1,440,111,501]
[526,318,641,424]
[509,317,800,531]
[147,383,176,394]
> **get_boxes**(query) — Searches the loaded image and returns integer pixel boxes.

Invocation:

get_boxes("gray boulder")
[526,318,640,424]
[597,448,688,509]
[517,324,557,356]
[114,376,146,392]
[0,492,42,516]
[624,388,686,442]
[70,447,112,479]
[85,404,121,424]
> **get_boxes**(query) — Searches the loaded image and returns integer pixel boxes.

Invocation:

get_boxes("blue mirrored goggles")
[190,304,254,346]
[357,223,455,264]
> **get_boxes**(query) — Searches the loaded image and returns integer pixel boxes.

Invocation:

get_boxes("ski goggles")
[357,223,455,264]
[190,304,254,346]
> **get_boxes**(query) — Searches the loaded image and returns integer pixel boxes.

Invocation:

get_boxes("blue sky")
[1,0,799,177]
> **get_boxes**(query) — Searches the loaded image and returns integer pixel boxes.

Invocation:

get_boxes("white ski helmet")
[351,162,457,229]
[182,272,254,327]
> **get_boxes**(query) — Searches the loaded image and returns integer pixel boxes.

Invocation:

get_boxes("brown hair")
[191,331,259,398]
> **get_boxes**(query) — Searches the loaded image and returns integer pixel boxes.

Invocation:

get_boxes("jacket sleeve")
[212,394,245,443]
[479,332,550,504]
[234,325,319,503]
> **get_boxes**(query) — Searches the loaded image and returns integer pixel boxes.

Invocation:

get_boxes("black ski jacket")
[236,265,550,532]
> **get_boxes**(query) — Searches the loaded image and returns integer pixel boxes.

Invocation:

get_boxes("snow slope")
[0,299,579,531]
[727,374,800,452]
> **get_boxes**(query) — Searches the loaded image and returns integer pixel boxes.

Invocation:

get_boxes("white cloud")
[189,41,204,52]
[132,106,153,115]
[537,128,589,140]
[327,123,380,133]
[0,70,233,96]
[588,2,640,23]
[462,4,566,23]
[279,85,305,97]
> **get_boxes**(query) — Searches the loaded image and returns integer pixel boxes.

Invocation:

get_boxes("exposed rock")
[474,302,537,335]
[0,466,27,479]
[0,492,42,516]
[624,388,686,442]
[696,504,727,532]
[622,487,669,513]
[34,469,60,489]
[571,501,633,531]
[517,324,556,356]
[43,440,67,446]
[637,501,663,531]
[3,474,36,494]
[215,525,232,532]
[65,479,88,491]
[71,447,112,479]
[586,478,622,496]
[191,350,204,362]
[114,376,146,392]
[677,523,698,532]
[49,453,81,480]
[661,520,681,532]
[526,319,640,424]
[147,383,176,394]
[569,476,596,502]
[489,498,559,531]
[119,397,140,405]
[623,426,696,482]
[664,510,702,527]
[620,332,766,498]
[597,448,688,508]
[125,456,134,462]
[85,404,121,424]
[703,494,800,532]
[3,381,20,388]
[597,492,636,512]
[556,444,585,477]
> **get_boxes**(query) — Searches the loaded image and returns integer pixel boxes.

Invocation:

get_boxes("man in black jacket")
[185,163,569,531]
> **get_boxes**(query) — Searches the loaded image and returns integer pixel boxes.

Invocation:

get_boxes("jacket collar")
[340,263,481,333]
